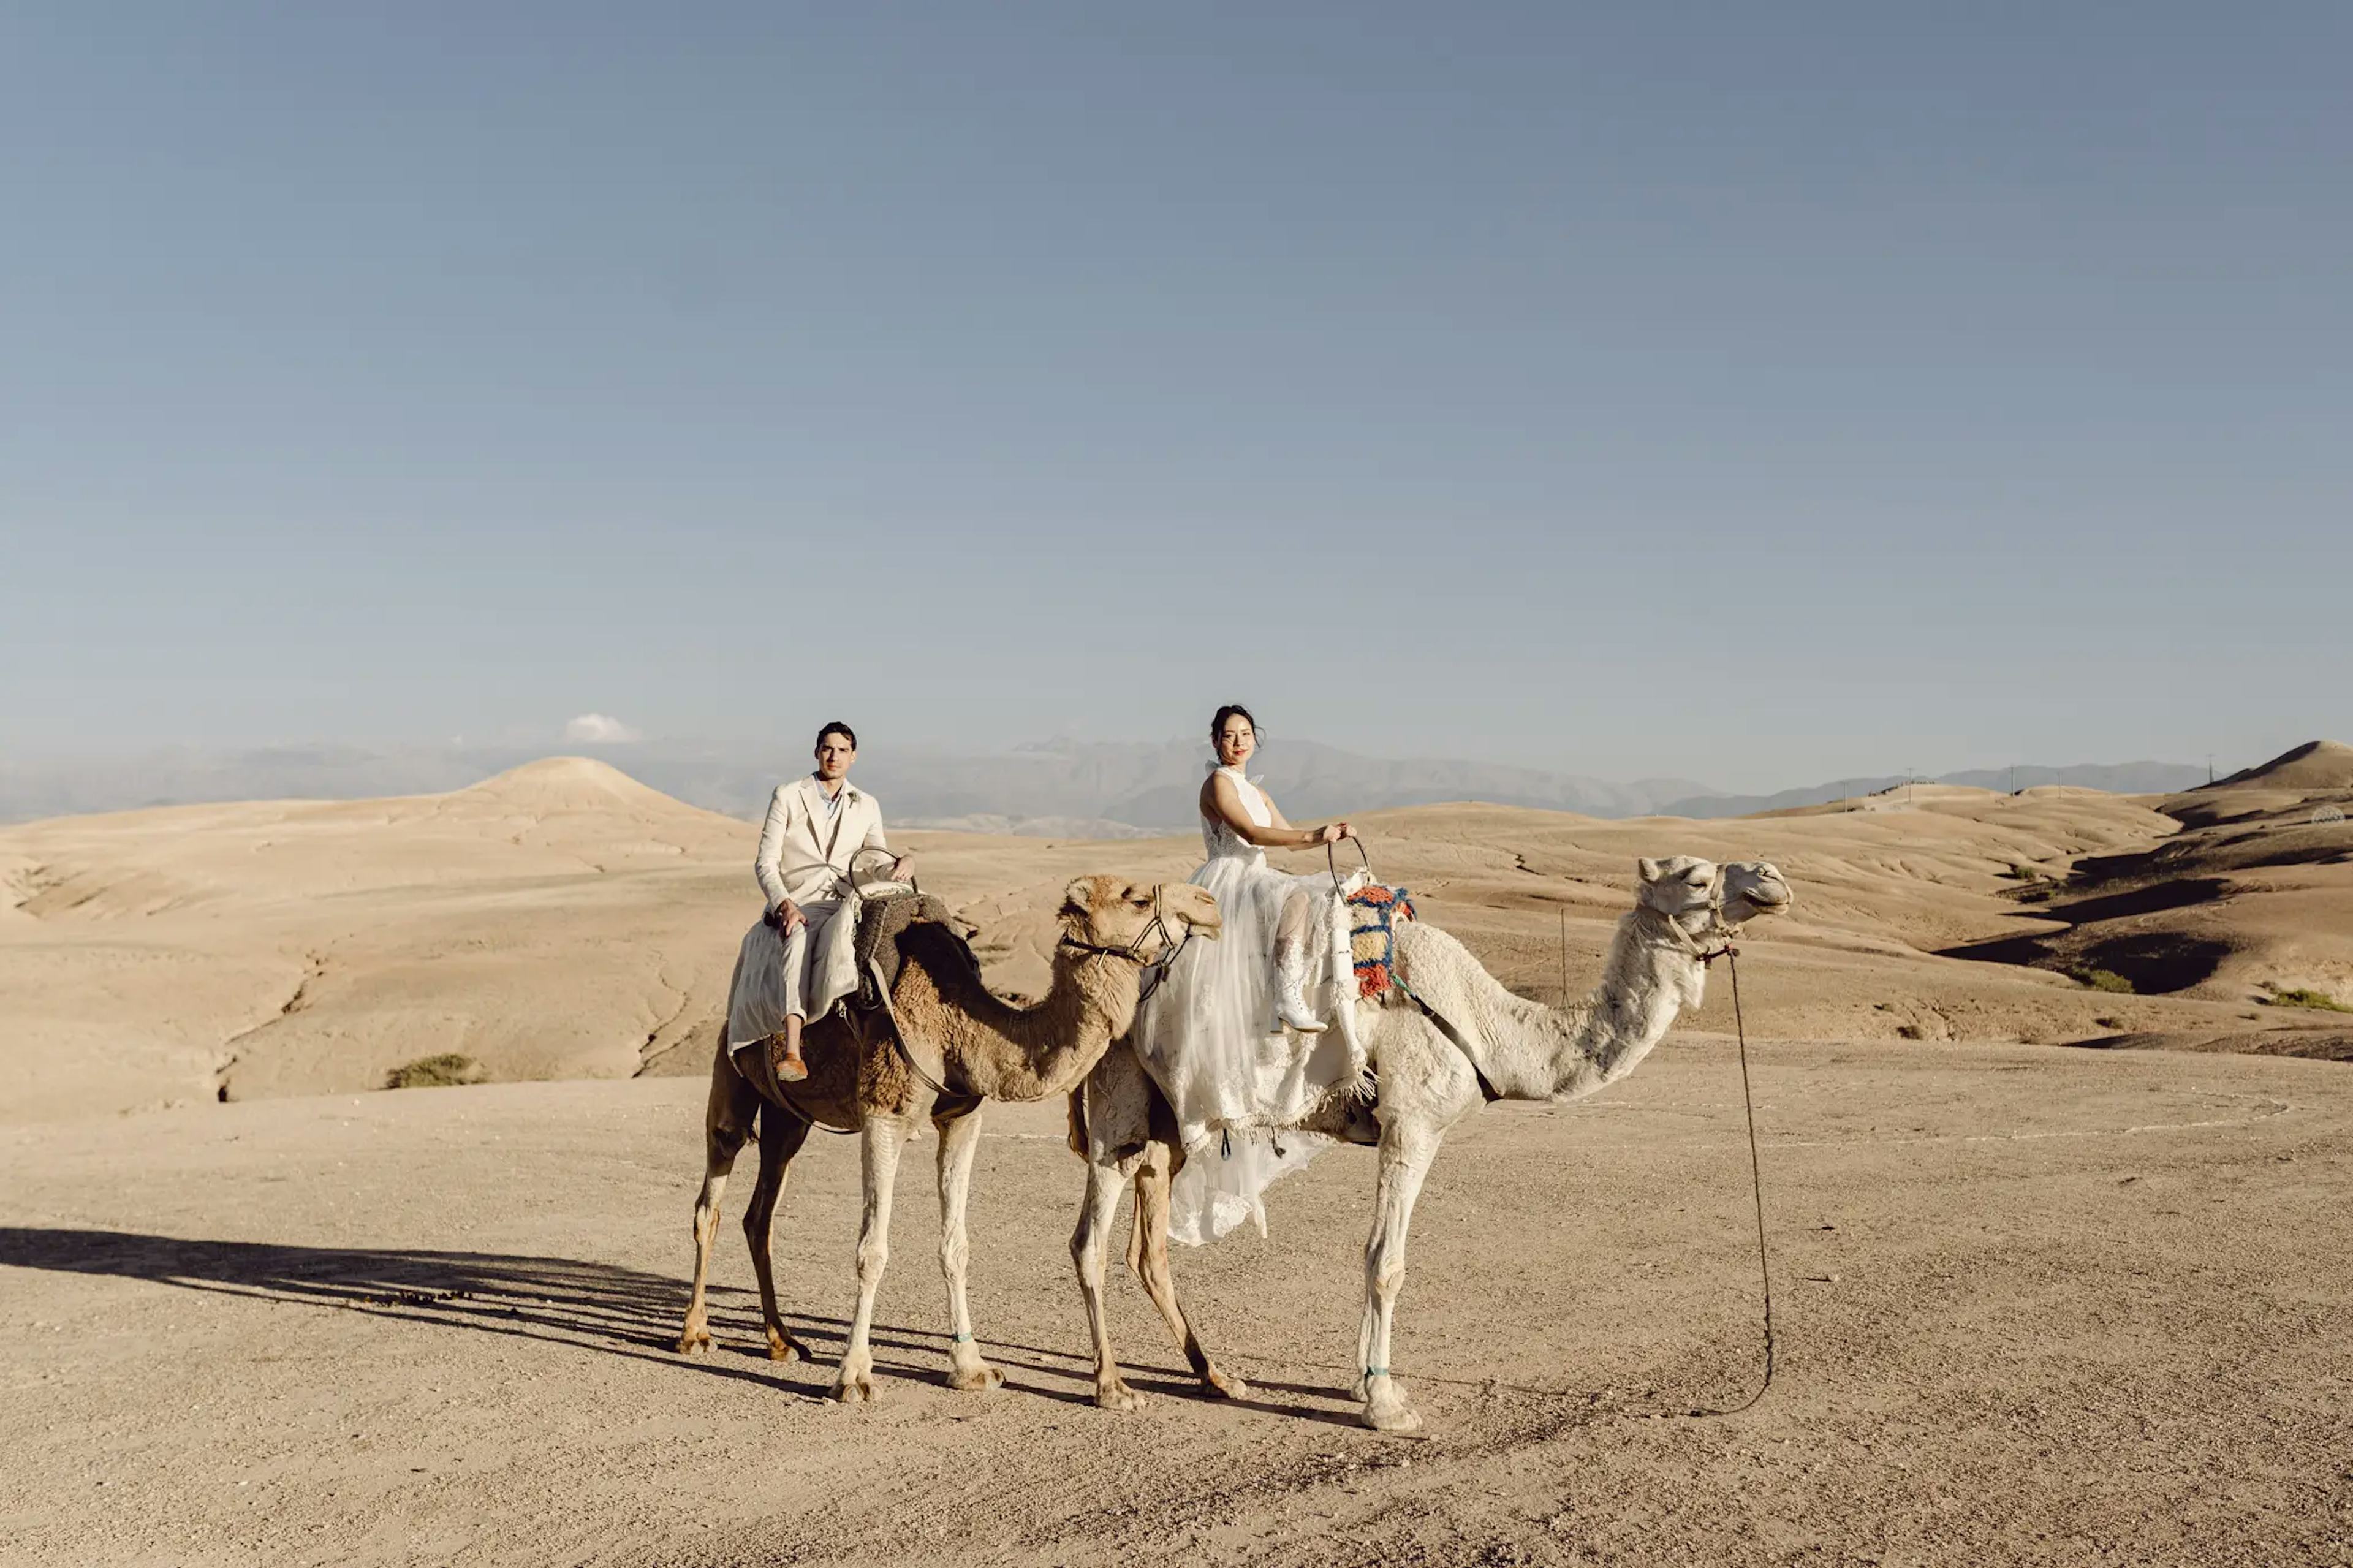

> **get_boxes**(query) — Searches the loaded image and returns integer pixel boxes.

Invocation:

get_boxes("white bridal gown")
[1131,765,1363,1244]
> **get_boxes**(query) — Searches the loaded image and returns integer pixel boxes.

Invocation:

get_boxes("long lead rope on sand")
[1690,944,1777,1417]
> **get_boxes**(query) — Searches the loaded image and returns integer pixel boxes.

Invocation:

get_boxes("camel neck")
[919,942,1140,1103]
[1548,909,1702,1097]
[1398,907,1700,1104]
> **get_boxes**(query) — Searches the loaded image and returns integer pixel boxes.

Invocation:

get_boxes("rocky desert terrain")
[4,744,2350,1564]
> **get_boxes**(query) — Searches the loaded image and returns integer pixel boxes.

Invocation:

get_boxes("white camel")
[1066,857,1792,1433]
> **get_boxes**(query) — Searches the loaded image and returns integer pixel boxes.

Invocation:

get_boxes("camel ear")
[1059,876,1094,926]
[1637,857,1665,884]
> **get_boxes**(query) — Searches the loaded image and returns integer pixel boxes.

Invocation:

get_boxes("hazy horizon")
[0,722,2248,831]
[0,718,2309,811]
[0,719,2252,773]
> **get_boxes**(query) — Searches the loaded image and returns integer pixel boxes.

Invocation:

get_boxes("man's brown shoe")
[767,1032,809,1083]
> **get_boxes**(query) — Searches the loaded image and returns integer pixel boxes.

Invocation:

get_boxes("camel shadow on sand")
[0,1226,1363,1417]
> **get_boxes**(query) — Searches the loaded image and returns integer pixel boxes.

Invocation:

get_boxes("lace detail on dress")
[1201,763,1270,865]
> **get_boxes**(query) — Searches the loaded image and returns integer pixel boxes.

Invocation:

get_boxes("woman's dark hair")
[814,721,858,752]
[1209,704,1258,741]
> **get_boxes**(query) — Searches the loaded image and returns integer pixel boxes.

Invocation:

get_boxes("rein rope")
[1326,834,1373,894]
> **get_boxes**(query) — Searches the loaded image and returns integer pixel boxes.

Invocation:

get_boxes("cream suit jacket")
[754,775,888,915]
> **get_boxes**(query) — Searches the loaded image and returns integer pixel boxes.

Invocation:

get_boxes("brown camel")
[675,874,1222,1403]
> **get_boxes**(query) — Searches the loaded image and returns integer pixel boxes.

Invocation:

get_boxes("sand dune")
[0,760,754,1121]
[6,749,2348,1123]
[1933,742,2353,1047]
[2213,737,2353,792]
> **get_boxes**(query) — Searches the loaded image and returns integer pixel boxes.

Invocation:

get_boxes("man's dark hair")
[814,721,858,752]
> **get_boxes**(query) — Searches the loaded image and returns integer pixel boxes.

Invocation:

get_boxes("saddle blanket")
[1345,882,1416,998]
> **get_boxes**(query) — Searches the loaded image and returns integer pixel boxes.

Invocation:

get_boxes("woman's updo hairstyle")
[1209,704,1259,743]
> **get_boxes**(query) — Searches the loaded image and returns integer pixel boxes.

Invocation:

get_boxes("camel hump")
[856,894,979,1006]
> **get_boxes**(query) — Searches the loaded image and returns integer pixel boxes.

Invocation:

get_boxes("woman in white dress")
[1131,704,1362,1242]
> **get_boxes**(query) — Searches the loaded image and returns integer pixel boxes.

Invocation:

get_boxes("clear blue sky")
[3,2,2346,789]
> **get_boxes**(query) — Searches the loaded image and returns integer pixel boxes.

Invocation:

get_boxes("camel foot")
[1362,1378,1422,1434]
[1093,1379,1147,1413]
[1202,1364,1251,1402]
[947,1363,1005,1393]
[830,1371,876,1405]
[764,1330,811,1363]
[675,1324,712,1357]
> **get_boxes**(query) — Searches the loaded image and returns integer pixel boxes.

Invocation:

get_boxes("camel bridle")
[1059,884,1199,1002]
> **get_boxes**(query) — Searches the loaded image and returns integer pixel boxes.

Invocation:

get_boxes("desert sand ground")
[4,748,2351,1564]
[6,1047,2349,1566]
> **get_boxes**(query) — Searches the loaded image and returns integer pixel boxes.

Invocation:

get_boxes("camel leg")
[1128,1138,1249,1401]
[742,1105,814,1362]
[832,1115,909,1404]
[1072,1151,1144,1411]
[676,1038,759,1355]
[932,1106,1004,1392]
[1358,1127,1439,1433]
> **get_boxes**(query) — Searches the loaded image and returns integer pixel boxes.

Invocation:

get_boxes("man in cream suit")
[751,721,911,1081]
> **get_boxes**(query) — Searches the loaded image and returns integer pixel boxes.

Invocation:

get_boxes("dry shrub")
[2259,983,2351,1013]
[384,1053,488,1089]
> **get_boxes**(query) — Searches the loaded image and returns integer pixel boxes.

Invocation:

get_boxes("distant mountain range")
[0,738,2215,831]
[1662,761,2214,819]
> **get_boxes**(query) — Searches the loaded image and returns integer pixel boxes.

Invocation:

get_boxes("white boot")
[1273,947,1328,1035]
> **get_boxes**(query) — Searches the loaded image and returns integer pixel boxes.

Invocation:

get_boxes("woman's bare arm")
[1268,792,1355,844]
[1200,772,1352,849]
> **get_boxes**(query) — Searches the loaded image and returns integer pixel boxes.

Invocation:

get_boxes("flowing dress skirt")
[1130,854,1361,1243]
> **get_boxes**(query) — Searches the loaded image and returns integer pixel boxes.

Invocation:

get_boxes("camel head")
[1057,875,1223,961]
[1635,855,1722,939]
[1716,860,1794,930]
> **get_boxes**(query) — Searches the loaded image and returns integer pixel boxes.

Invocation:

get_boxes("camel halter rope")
[1697,935,1777,1417]
[1059,883,1191,979]
[1060,882,1203,1013]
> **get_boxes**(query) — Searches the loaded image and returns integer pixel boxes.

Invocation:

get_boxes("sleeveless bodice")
[1201,765,1270,866]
